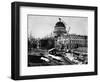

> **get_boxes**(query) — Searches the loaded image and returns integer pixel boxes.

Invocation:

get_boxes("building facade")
[53,18,87,50]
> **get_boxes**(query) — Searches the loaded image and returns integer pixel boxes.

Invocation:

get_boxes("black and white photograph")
[28,15,88,67]
[11,2,97,80]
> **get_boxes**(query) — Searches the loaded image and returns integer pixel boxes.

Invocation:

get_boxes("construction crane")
[60,18,72,50]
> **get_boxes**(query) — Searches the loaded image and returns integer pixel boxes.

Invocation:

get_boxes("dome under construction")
[54,18,67,37]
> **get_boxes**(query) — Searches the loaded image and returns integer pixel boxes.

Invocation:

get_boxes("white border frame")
[20,6,95,76]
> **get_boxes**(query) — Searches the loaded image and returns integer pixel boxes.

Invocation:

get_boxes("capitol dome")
[55,21,66,28]
[54,18,67,37]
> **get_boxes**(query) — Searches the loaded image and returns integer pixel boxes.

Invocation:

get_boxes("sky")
[28,15,88,38]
